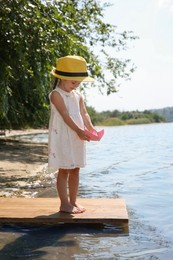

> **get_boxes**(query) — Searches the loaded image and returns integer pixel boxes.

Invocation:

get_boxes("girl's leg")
[68,168,85,212]
[57,169,69,207]
[57,169,81,214]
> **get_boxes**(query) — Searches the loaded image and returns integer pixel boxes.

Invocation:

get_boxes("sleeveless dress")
[48,87,86,171]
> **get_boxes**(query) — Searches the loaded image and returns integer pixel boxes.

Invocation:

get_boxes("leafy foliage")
[0,0,137,129]
[151,107,173,122]
[87,108,165,126]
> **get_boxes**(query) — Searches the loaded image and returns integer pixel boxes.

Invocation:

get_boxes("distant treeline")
[150,107,173,123]
[87,107,165,126]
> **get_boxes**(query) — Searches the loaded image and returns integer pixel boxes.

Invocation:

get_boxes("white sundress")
[48,87,86,171]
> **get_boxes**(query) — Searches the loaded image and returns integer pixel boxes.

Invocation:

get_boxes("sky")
[85,0,173,112]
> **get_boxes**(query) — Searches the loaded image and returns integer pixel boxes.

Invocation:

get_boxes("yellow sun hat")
[51,55,94,82]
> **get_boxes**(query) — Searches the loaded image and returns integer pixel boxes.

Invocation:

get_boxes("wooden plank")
[0,198,128,225]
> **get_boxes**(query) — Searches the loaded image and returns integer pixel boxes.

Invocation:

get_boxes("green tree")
[0,0,137,129]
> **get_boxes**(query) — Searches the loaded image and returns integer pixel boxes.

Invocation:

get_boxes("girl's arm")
[80,95,95,131]
[50,91,89,140]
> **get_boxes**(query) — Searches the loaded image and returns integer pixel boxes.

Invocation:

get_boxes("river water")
[0,123,173,259]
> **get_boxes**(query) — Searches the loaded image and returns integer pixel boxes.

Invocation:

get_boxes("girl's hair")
[53,78,60,89]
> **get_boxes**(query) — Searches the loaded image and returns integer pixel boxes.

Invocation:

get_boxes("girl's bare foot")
[60,203,82,214]
[72,203,86,213]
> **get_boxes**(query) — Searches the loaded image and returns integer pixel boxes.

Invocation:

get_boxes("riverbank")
[0,129,50,197]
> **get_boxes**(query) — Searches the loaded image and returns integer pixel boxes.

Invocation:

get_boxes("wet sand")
[0,129,50,197]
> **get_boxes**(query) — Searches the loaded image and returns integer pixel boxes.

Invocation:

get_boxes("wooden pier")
[0,198,128,225]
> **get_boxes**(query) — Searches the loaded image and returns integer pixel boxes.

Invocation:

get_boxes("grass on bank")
[91,108,165,126]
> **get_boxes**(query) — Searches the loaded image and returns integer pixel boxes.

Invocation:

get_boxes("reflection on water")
[0,223,127,259]
[1,123,173,259]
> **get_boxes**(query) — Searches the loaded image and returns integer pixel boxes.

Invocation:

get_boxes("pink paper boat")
[84,129,104,141]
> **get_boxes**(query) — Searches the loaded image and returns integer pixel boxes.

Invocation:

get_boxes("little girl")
[48,55,95,214]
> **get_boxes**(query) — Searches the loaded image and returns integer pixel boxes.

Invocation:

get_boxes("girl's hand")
[76,129,90,141]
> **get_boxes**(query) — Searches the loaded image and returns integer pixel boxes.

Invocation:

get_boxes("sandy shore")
[0,129,55,197]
